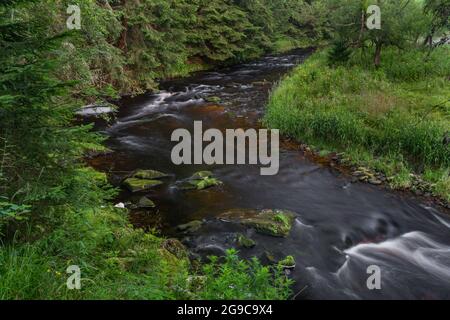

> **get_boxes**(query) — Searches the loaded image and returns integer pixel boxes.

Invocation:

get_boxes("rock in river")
[221,208,297,237]
[278,255,296,269]
[137,196,156,208]
[179,171,222,191]
[236,234,256,248]
[133,169,169,180]
[123,178,163,193]
[176,220,204,233]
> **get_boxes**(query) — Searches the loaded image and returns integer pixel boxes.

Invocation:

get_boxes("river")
[86,49,450,300]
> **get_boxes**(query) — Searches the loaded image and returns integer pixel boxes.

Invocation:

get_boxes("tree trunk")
[374,43,382,68]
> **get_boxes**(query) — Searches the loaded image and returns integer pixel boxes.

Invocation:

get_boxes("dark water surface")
[87,49,450,300]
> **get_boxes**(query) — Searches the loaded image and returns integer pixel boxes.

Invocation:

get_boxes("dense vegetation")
[0,0,318,300]
[266,0,450,201]
[1,0,449,300]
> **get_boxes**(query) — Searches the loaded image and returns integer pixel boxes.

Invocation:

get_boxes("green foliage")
[328,0,431,67]
[327,41,351,65]
[265,48,450,200]
[0,207,292,300]
[0,206,189,299]
[198,249,292,300]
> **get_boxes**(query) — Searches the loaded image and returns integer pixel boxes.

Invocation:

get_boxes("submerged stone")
[236,234,256,248]
[176,220,203,233]
[191,171,213,180]
[123,178,163,193]
[205,96,221,103]
[133,169,169,180]
[138,196,156,208]
[180,171,222,190]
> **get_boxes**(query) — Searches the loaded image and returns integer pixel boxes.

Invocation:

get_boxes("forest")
[0,0,449,301]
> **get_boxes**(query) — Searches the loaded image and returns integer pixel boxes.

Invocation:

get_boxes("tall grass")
[265,46,450,201]
[0,206,291,300]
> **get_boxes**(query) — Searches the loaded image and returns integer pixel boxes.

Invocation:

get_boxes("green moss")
[242,209,296,237]
[123,178,164,193]
[137,197,156,208]
[278,256,296,269]
[180,171,223,191]
[236,234,256,248]
[133,170,169,180]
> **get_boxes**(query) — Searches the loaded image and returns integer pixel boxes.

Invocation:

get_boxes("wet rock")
[221,208,297,237]
[114,202,126,209]
[122,178,164,193]
[137,196,156,208]
[176,220,204,233]
[204,96,221,103]
[243,209,296,237]
[180,171,222,191]
[236,234,256,248]
[76,104,115,117]
[278,255,296,269]
[368,178,382,185]
[133,169,169,180]
[191,171,213,179]
[161,239,188,259]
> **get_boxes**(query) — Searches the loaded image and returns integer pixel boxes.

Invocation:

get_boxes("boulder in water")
[123,178,163,193]
[176,220,204,233]
[278,255,296,269]
[221,208,297,237]
[180,171,222,191]
[236,234,256,248]
[133,169,169,180]
[137,196,156,208]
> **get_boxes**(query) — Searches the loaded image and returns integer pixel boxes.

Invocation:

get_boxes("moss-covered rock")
[161,239,189,260]
[123,178,163,193]
[205,96,221,103]
[236,234,256,248]
[138,196,156,208]
[180,171,223,190]
[133,169,169,180]
[221,209,296,237]
[278,255,296,269]
[243,209,296,237]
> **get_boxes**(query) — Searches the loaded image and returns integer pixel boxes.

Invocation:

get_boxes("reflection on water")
[86,49,450,300]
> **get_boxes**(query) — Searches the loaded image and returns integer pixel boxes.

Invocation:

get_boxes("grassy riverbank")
[265,47,450,203]
[0,189,291,300]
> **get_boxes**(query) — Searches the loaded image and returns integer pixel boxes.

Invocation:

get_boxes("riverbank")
[0,199,291,300]
[265,47,450,205]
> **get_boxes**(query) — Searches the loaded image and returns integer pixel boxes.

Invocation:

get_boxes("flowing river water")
[86,49,450,300]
